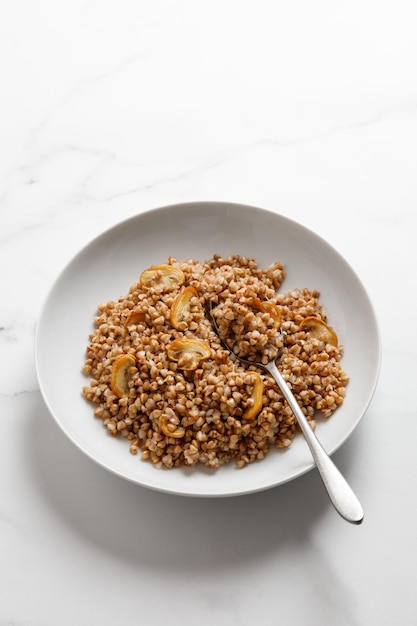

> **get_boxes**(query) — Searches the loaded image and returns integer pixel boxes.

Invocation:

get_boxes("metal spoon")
[210,303,364,525]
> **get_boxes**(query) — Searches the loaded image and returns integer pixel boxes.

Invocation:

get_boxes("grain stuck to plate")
[82,255,349,469]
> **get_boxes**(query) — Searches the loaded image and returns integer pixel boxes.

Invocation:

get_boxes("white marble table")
[1,2,416,624]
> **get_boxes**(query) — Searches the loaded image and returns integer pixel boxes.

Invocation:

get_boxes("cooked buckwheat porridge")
[82,254,349,469]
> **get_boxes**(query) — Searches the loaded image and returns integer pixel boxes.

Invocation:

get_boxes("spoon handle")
[265,361,364,525]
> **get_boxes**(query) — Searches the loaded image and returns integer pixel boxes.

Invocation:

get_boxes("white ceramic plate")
[35,202,381,497]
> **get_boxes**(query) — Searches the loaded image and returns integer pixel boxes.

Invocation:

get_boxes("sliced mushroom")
[159,414,185,438]
[170,286,197,329]
[139,264,185,289]
[111,354,136,397]
[125,309,146,326]
[299,316,338,347]
[252,297,282,328]
[167,338,211,370]
[243,372,264,419]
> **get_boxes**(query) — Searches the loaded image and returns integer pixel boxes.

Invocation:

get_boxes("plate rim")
[35,200,382,497]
